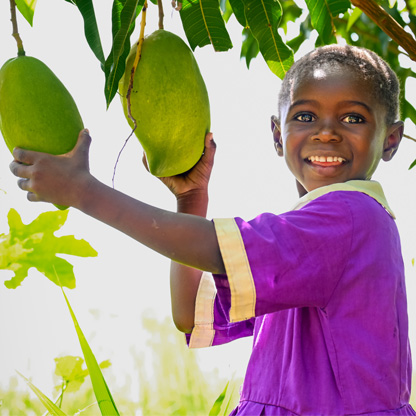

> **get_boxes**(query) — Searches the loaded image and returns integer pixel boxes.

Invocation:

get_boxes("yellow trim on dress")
[292,180,395,218]
[189,272,216,348]
[213,218,256,322]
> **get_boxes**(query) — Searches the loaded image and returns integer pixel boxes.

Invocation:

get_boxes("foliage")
[0,209,97,289]
[10,1,416,143]
[1,314,240,415]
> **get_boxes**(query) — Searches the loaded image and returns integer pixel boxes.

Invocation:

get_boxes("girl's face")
[273,66,403,193]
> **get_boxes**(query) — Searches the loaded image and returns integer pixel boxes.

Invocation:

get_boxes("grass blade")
[61,288,120,415]
[209,381,229,416]
[16,371,68,416]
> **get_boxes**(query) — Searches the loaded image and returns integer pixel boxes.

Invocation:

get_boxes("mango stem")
[112,1,148,188]
[10,0,25,56]
[158,0,164,30]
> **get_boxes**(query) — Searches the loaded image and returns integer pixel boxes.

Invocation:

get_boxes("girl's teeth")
[308,156,345,163]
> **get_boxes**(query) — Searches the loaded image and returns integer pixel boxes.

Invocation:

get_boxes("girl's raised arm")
[9,130,225,277]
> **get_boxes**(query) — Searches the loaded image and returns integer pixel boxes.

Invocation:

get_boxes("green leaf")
[62,288,120,415]
[304,0,350,44]
[242,0,294,79]
[16,371,68,416]
[228,0,247,26]
[347,7,362,31]
[64,0,105,65]
[209,382,229,416]
[240,28,260,68]
[104,0,145,107]
[0,209,97,289]
[408,158,416,170]
[180,0,233,51]
[15,0,38,26]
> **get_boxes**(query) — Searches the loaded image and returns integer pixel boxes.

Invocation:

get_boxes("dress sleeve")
[187,192,354,348]
[212,192,354,323]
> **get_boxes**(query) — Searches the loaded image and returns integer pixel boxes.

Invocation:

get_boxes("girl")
[9,44,415,415]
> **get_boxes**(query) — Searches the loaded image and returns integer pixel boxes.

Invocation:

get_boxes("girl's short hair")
[278,44,400,125]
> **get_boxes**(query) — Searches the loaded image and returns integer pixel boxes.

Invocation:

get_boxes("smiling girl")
[9,44,414,415]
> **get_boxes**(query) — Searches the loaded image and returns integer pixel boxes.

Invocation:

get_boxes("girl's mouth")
[306,156,347,167]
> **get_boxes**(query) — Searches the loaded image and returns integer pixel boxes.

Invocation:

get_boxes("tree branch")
[9,0,25,56]
[404,133,416,143]
[350,0,416,62]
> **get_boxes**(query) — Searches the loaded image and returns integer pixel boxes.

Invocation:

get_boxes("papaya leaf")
[179,0,233,52]
[104,0,145,107]
[208,381,229,416]
[63,0,105,65]
[242,0,294,79]
[304,0,350,44]
[15,0,37,26]
[0,209,97,289]
[16,371,68,416]
[61,288,119,415]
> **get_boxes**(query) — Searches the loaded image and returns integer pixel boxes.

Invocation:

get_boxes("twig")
[9,0,25,56]
[404,133,416,143]
[112,1,148,188]
[350,0,416,62]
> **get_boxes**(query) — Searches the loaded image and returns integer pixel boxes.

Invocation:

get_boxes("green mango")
[119,30,210,177]
[0,56,84,210]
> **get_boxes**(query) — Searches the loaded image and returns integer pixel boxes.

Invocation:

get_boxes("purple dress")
[187,180,415,415]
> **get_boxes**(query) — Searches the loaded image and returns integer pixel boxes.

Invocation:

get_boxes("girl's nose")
[311,123,342,143]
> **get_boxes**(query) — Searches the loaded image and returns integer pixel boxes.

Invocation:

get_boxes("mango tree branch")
[158,0,164,30]
[350,0,416,62]
[10,0,25,56]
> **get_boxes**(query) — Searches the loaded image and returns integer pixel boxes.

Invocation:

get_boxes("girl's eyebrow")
[289,99,373,113]
[339,100,373,114]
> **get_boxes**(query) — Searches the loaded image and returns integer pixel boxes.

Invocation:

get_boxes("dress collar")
[292,180,395,219]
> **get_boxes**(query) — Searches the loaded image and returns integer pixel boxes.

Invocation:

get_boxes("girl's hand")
[145,132,216,215]
[9,129,93,208]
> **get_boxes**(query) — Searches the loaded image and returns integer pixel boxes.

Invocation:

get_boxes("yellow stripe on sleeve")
[214,218,256,322]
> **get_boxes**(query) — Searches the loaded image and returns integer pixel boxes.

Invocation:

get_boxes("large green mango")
[119,30,210,177]
[0,56,83,155]
[0,56,84,210]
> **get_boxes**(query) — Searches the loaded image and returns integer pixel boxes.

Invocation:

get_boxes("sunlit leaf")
[208,381,228,416]
[242,0,293,79]
[61,288,119,415]
[304,0,350,44]
[16,371,68,416]
[104,0,145,107]
[180,0,233,51]
[15,0,37,26]
[64,0,105,64]
[346,6,362,31]
[0,209,97,289]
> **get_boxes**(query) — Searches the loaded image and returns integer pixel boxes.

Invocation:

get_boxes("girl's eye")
[343,115,364,124]
[295,113,315,122]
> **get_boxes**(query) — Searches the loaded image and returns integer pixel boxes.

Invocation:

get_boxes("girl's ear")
[271,115,284,157]
[382,121,404,161]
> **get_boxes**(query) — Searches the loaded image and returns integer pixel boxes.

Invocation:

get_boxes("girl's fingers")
[17,178,31,191]
[9,160,32,179]
[12,147,37,165]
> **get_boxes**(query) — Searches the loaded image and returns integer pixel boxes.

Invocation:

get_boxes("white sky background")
[0,0,415,405]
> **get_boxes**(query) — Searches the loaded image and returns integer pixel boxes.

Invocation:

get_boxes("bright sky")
[0,0,415,405]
